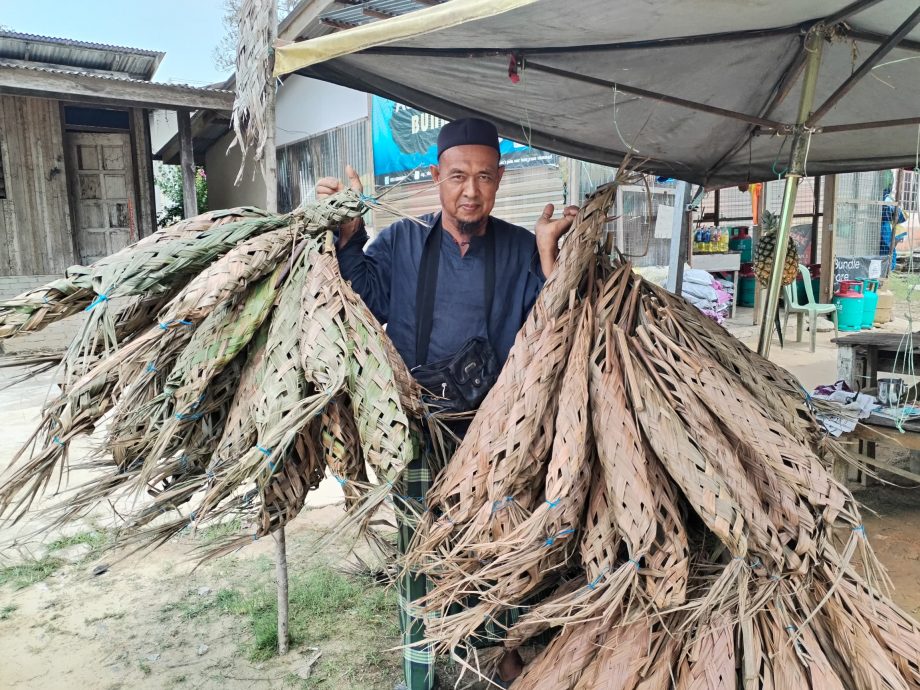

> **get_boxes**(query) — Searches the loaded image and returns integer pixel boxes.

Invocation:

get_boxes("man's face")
[431,145,504,235]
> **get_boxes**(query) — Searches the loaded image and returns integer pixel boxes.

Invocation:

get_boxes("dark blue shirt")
[337,211,545,369]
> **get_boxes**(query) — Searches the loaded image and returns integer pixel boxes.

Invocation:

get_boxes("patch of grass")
[138,661,152,676]
[298,649,402,689]
[887,272,914,303]
[0,604,17,620]
[196,518,243,544]
[160,589,226,622]
[0,557,62,589]
[47,530,109,554]
[217,566,399,663]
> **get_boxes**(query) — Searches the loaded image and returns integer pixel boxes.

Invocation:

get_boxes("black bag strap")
[415,219,495,367]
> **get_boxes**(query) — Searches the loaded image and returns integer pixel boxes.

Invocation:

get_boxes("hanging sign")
[834,255,890,285]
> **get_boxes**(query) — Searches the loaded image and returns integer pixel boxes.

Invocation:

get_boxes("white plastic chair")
[783,264,838,352]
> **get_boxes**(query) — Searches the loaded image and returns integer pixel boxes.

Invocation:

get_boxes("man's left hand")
[535,203,579,276]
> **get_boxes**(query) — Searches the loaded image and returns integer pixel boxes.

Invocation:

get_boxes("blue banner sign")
[372,96,556,186]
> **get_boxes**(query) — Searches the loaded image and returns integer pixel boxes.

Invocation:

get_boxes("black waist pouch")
[411,337,498,413]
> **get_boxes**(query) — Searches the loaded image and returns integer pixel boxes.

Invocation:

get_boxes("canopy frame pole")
[823,0,888,26]
[525,61,791,132]
[757,27,825,357]
[807,4,920,128]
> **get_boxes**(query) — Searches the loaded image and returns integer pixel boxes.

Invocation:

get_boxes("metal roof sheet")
[0,29,163,80]
[0,60,231,94]
[321,0,440,29]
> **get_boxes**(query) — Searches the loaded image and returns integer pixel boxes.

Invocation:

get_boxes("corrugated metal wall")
[0,95,75,275]
[277,119,369,212]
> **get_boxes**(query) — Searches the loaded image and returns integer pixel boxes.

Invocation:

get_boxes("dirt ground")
[2,301,920,690]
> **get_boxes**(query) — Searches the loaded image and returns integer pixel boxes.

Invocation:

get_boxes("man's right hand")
[316,165,364,248]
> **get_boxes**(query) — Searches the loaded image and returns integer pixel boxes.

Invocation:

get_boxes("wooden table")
[834,330,920,391]
[833,330,920,484]
[690,251,741,319]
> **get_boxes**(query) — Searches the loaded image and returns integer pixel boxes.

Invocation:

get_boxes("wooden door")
[66,132,137,265]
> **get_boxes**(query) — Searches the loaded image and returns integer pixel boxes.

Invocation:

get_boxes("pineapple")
[753,209,799,286]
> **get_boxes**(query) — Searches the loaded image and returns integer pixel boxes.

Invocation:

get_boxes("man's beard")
[458,218,486,237]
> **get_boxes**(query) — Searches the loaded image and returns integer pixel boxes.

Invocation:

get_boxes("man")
[880,185,907,270]
[317,118,577,689]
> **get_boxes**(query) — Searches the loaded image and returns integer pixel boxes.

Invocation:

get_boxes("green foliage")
[0,557,62,589]
[0,604,17,620]
[47,530,109,554]
[155,165,208,228]
[157,566,400,681]
[196,518,243,545]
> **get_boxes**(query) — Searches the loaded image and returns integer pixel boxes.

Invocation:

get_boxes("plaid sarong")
[395,437,436,690]
[394,433,526,690]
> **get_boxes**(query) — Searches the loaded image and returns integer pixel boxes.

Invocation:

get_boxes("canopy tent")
[275,0,920,188]
[273,0,920,354]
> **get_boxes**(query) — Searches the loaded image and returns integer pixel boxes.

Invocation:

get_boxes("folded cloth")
[813,380,855,397]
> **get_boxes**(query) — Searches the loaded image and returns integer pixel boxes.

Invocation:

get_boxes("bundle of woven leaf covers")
[0,181,917,689]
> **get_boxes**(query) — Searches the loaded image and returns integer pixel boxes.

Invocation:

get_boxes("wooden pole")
[819,174,837,303]
[177,109,198,218]
[263,0,286,656]
[264,0,279,215]
[666,181,691,294]
[752,182,768,325]
[273,527,289,655]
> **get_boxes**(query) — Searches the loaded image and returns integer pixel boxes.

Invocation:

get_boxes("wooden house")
[0,30,233,350]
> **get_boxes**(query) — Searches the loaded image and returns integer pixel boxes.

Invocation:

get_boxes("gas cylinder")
[729,227,753,262]
[833,280,864,332]
[861,279,879,330]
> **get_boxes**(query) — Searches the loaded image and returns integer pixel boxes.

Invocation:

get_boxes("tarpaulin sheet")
[276,0,920,187]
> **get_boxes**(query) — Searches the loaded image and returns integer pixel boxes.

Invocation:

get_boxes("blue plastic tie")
[206,469,215,480]
[545,498,561,509]
[175,412,203,421]
[334,474,347,486]
[852,525,866,535]
[544,528,575,546]
[52,436,65,447]
[749,558,762,569]
[84,293,109,312]
[586,568,607,590]
[257,445,272,457]
[627,558,641,570]
[786,625,797,634]
[158,319,193,330]
[146,362,157,374]
[769,574,781,582]
[267,460,276,472]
